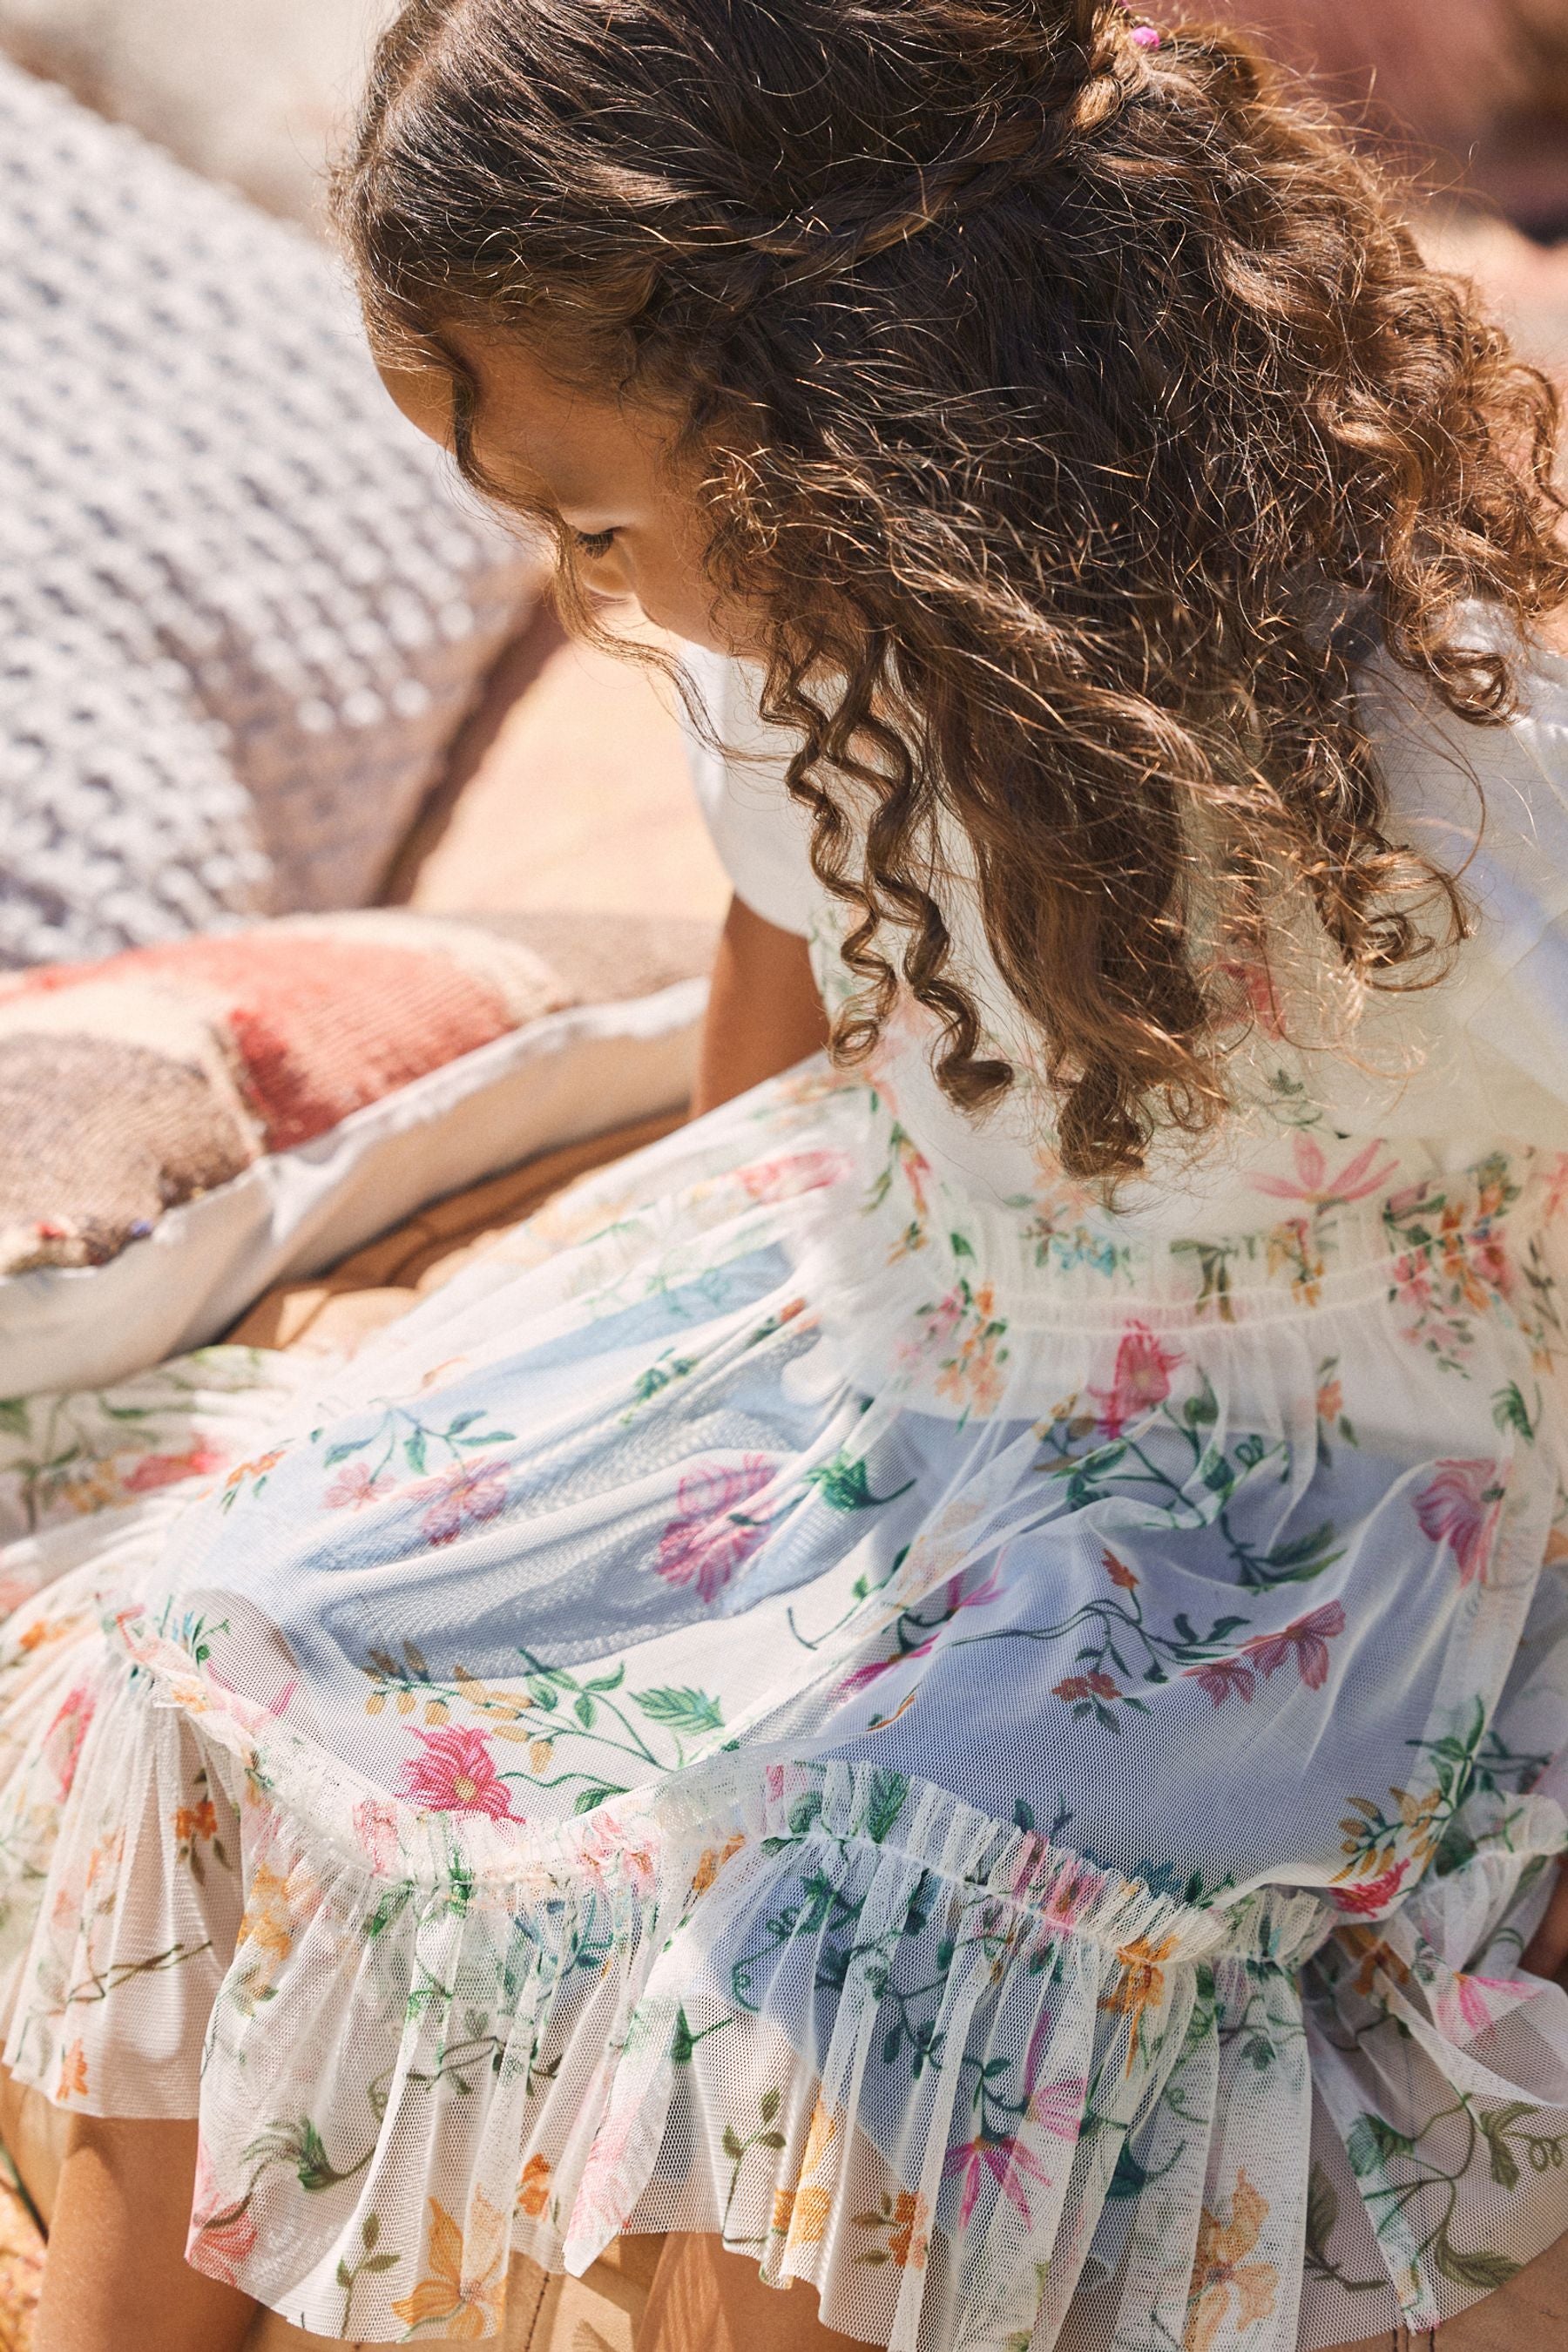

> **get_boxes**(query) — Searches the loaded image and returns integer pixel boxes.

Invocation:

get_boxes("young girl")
[8,3,1568,2347]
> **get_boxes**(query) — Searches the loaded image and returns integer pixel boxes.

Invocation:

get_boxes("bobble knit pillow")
[0,909,713,1396]
[0,58,540,969]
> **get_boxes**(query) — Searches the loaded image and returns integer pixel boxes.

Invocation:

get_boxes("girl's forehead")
[379,328,680,505]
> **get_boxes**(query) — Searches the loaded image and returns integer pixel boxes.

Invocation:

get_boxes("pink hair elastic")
[1119,3,1165,46]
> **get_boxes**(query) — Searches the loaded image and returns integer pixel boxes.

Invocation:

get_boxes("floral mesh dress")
[3,640,1568,2350]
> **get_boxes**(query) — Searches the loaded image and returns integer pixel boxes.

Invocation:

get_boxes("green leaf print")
[1346,2113,1416,2176]
[633,1686,725,1735]
[803,1452,916,1512]
[1431,2239,1522,2295]
[1304,2162,1337,2259]
[864,1770,910,1845]
[336,2209,402,2331]
[572,1784,627,1815]
[404,1428,428,1476]
[1491,1382,1540,1443]
[0,1397,30,1438]
[1255,1520,1344,1584]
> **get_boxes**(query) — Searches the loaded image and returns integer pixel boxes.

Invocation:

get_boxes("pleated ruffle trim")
[0,1616,1565,2348]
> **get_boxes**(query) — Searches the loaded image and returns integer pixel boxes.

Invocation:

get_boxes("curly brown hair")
[339,0,1568,1181]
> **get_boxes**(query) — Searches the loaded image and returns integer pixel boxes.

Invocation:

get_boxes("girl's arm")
[692,893,828,1116]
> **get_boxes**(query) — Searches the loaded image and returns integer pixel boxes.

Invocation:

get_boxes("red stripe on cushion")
[35,934,514,1151]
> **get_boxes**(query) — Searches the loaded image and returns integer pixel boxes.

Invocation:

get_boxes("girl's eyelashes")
[571,527,617,559]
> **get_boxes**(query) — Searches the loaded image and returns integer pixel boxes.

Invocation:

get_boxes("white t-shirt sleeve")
[679,645,820,938]
[1372,637,1568,1145]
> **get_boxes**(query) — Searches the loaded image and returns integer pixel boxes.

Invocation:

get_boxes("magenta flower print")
[942,2130,1057,2230]
[831,1566,1004,1702]
[397,1725,514,1819]
[1249,1132,1399,1209]
[418,1460,510,1548]
[1239,1601,1345,1691]
[1088,1324,1183,1437]
[324,1460,392,1511]
[655,1454,775,1604]
[1186,1654,1257,1706]
[1413,1459,1504,1585]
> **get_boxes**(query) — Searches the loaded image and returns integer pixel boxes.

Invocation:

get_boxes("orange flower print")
[773,2181,833,2246]
[691,1830,746,1898]
[1183,2170,1279,2352]
[224,1450,284,1493]
[172,1781,227,1883]
[240,1862,295,1963]
[773,2099,838,2250]
[931,1281,1010,1416]
[1101,1934,1181,2073]
[56,2040,88,2103]
[390,2193,509,2339]
[517,2152,552,2219]
[855,2186,930,2271]
[888,2190,929,2269]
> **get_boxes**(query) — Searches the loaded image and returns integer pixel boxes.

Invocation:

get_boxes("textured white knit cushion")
[0,57,540,967]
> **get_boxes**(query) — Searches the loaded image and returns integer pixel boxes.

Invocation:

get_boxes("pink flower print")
[1024,2073,1089,2144]
[738,1148,855,1204]
[41,1683,95,1796]
[578,1806,658,1899]
[1239,1601,1345,1692]
[1186,1655,1257,1707]
[186,2139,259,2288]
[835,1642,936,1702]
[1088,1325,1183,1438]
[1038,1859,1109,1925]
[1330,1857,1409,1916]
[655,1455,775,1604]
[418,1460,510,1548]
[571,2096,644,2240]
[835,1567,1005,1703]
[942,2130,1056,2231]
[325,1460,392,1511]
[1435,1970,1529,2042]
[1218,956,1287,1040]
[1250,1133,1399,1209]
[123,1444,225,1494]
[397,1726,515,1819]
[352,1796,402,1875]
[1413,1460,1504,1585]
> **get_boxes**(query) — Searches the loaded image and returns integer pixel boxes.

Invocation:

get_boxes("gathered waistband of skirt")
[828,1132,1561,1331]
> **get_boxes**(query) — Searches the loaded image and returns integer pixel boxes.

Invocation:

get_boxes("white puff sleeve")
[1371,638,1568,1149]
[679,645,820,938]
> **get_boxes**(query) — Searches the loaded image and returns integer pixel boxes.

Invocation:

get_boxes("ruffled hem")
[3,1628,1568,2349]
